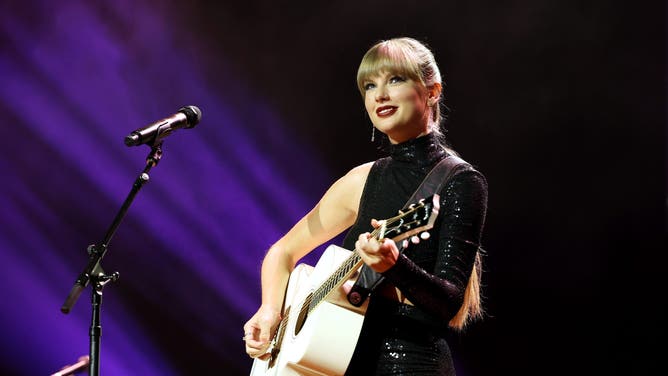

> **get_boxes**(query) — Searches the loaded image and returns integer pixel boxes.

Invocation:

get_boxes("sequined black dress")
[342,133,488,375]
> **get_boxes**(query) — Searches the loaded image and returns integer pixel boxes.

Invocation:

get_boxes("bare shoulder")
[334,162,374,196]
[345,162,374,182]
[320,161,374,215]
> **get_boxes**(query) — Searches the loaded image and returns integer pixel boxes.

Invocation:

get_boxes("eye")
[389,75,405,84]
[363,82,376,91]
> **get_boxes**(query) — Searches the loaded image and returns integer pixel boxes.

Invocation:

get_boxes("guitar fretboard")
[304,210,414,313]
[307,250,363,312]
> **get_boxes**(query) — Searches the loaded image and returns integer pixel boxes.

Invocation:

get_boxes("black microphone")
[124,105,202,147]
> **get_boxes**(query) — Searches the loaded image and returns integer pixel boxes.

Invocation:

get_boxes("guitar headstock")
[375,194,440,242]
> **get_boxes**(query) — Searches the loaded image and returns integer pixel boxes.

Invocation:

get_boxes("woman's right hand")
[243,305,282,360]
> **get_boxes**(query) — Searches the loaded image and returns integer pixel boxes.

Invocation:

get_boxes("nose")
[375,84,389,102]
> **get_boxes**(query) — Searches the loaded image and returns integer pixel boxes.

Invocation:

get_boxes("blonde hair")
[448,251,484,331]
[356,37,444,133]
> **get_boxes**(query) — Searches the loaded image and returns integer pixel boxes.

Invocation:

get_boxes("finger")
[370,219,387,229]
[246,338,269,357]
[258,318,273,344]
[246,338,265,349]
[247,348,264,359]
[244,321,260,340]
[357,233,374,247]
[378,238,398,255]
[357,237,378,254]
[247,347,271,360]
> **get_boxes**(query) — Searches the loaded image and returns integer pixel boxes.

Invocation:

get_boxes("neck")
[388,132,446,167]
[388,130,431,144]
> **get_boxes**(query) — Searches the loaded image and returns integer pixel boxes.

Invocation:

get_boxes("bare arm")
[244,162,372,358]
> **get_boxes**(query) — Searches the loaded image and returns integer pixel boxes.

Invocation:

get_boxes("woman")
[244,37,488,375]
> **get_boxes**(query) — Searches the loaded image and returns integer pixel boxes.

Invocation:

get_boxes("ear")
[427,83,442,107]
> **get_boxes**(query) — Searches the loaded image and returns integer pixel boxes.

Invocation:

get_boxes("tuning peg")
[420,232,430,240]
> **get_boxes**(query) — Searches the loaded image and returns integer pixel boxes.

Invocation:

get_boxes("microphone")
[124,105,202,146]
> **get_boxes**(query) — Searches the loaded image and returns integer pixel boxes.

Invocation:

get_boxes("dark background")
[0,1,664,375]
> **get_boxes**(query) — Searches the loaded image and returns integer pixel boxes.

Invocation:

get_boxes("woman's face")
[363,70,430,144]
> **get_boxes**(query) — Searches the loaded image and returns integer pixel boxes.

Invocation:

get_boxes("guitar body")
[250,245,368,376]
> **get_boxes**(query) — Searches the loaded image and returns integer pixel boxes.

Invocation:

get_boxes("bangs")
[356,41,423,95]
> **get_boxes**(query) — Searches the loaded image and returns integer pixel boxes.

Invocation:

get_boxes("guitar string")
[308,200,435,312]
[269,201,431,350]
[279,201,430,331]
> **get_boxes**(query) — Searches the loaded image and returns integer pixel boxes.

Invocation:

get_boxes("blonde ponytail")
[448,250,484,330]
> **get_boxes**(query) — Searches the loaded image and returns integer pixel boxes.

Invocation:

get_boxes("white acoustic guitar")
[250,195,440,376]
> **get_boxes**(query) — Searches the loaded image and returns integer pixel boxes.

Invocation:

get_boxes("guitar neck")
[307,250,363,313]
[304,195,440,313]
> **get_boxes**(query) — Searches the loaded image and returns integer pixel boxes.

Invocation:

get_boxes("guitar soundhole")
[294,293,312,336]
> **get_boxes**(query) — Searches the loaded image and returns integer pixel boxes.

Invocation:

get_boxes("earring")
[371,125,375,142]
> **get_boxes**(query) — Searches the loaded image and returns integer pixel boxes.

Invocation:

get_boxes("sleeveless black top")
[342,133,488,375]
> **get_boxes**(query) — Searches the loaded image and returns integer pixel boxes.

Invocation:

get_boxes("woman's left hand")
[356,219,400,273]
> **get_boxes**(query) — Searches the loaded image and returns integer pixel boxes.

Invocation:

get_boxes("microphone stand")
[60,143,164,376]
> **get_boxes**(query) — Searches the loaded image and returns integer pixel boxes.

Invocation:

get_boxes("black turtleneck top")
[342,133,488,324]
